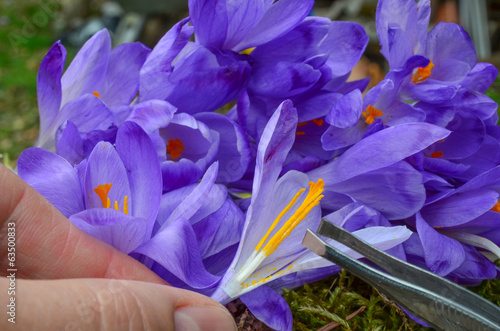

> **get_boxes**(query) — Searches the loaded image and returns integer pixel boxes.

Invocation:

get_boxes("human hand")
[0,164,237,330]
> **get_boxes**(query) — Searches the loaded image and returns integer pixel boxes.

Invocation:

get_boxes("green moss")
[283,270,430,330]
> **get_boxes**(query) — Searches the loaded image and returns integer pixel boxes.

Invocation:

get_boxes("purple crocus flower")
[189,0,314,52]
[36,29,150,151]
[139,18,251,114]
[311,122,451,220]
[208,100,413,330]
[18,121,162,253]
[403,165,500,284]
[376,0,477,104]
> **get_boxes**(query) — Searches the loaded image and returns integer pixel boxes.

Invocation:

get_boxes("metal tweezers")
[302,219,500,331]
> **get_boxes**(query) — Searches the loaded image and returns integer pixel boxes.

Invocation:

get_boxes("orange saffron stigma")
[411,60,434,84]
[93,183,129,214]
[94,183,112,208]
[93,91,101,98]
[492,201,500,213]
[166,138,185,160]
[362,105,383,125]
[431,151,444,158]
[296,119,324,136]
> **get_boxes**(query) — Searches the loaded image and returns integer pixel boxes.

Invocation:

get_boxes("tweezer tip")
[302,230,327,256]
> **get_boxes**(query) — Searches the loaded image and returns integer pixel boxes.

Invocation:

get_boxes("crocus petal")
[36,94,115,151]
[461,63,499,93]
[37,41,66,136]
[234,0,314,51]
[61,30,111,105]
[416,213,465,276]
[193,196,245,258]
[250,100,297,215]
[251,17,330,65]
[446,245,498,284]
[125,100,177,134]
[134,218,220,289]
[100,42,151,108]
[421,189,498,228]
[321,21,369,78]
[309,123,450,184]
[321,122,365,151]
[426,111,485,160]
[163,46,251,114]
[376,0,430,68]
[139,18,194,101]
[55,120,85,165]
[189,0,229,48]
[161,159,204,192]
[195,112,251,182]
[69,208,148,254]
[240,286,293,331]
[18,147,84,218]
[328,161,426,220]
[115,121,162,235]
[84,141,131,212]
[426,22,477,82]
[325,89,363,128]
[159,162,219,231]
[248,62,321,98]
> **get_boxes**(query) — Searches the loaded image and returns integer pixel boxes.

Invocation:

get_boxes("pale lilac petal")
[70,208,148,253]
[193,196,245,258]
[84,141,131,212]
[240,286,293,331]
[125,100,176,134]
[37,41,66,135]
[18,147,84,218]
[61,30,111,105]
[134,218,220,289]
[159,162,219,231]
[100,42,151,107]
[115,122,162,235]
[195,112,251,182]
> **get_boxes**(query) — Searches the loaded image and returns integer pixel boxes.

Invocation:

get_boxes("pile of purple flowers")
[17,0,499,329]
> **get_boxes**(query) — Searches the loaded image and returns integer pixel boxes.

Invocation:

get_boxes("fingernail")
[174,305,237,331]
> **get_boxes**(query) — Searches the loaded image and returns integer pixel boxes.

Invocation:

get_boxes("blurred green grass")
[1,2,500,331]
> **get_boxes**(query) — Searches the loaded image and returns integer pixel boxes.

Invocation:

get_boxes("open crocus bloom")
[18,121,162,253]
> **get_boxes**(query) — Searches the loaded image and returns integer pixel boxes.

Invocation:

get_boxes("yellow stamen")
[411,60,434,84]
[254,188,306,252]
[261,179,324,256]
[123,196,129,215]
[362,105,383,125]
[240,47,256,55]
[93,91,101,98]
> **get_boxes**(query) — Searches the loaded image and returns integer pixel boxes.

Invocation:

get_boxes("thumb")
[1,278,237,331]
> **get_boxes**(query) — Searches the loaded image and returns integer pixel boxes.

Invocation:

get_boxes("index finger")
[0,164,166,284]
